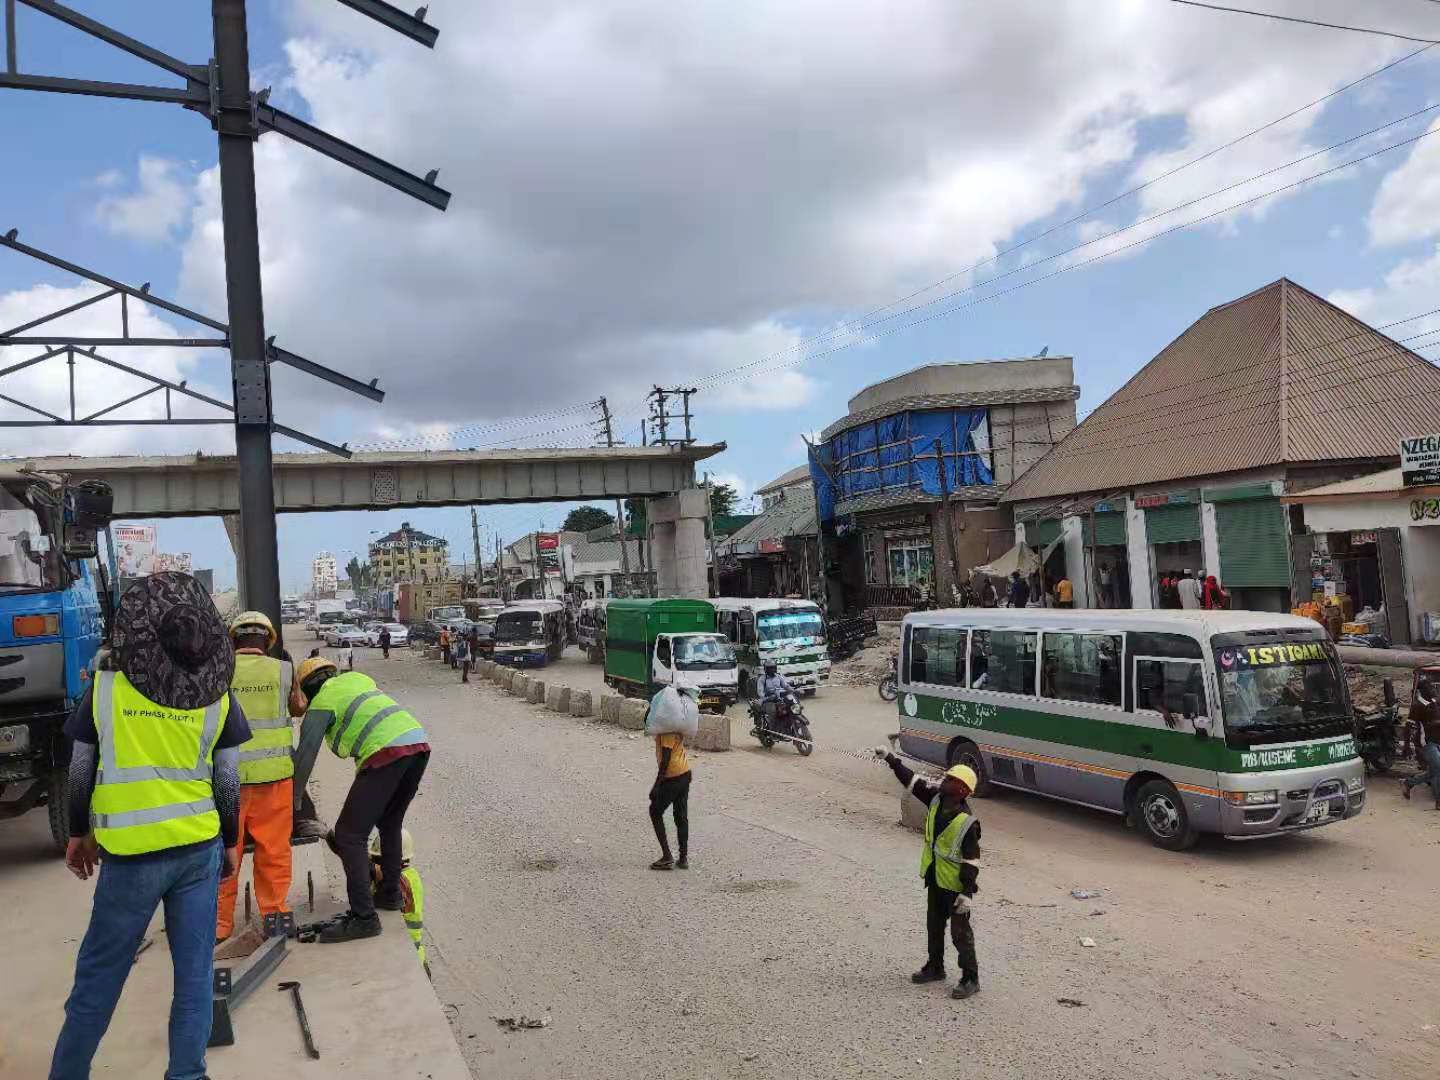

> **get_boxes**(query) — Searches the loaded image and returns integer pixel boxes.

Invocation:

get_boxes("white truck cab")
[652,632,739,711]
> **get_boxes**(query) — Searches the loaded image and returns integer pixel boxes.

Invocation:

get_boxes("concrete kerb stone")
[899,791,927,832]
[617,699,648,731]
[495,666,515,690]
[545,684,572,712]
[693,711,730,751]
[570,689,594,717]
[479,660,495,679]
[526,679,547,705]
[511,673,530,696]
[598,694,622,724]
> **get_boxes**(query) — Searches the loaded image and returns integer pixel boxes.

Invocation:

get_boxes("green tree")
[709,483,738,517]
[344,555,372,590]
[562,505,616,533]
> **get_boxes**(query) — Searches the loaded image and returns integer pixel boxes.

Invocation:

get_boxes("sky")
[1,0,1439,593]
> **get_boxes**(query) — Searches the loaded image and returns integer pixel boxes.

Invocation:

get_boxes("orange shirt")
[655,733,691,778]
[1057,579,1073,603]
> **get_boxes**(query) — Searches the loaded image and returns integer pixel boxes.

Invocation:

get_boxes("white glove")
[953,894,970,913]
[872,745,891,759]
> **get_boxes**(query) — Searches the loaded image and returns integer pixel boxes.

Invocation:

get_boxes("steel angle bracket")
[209,928,290,1048]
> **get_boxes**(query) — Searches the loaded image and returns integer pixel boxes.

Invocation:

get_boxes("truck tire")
[945,740,993,798]
[1133,779,1199,852]
[47,769,69,854]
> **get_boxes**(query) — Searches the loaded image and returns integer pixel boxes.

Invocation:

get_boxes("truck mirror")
[1183,692,1199,721]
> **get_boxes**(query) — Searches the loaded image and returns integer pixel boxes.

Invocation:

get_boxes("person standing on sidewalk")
[1404,675,1440,809]
[439,626,451,667]
[454,633,472,682]
[379,625,392,660]
[291,658,430,944]
[50,573,251,1079]
[873,748,983,1000]
[214,611,304,945]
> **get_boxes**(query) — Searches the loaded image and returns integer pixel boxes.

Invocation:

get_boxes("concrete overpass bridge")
[0,443,724,597]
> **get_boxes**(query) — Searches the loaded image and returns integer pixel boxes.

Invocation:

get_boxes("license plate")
[1304,801,1330,823]
[0,724,29,754]
[700,696,719,706]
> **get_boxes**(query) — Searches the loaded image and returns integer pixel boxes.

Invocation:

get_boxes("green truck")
[603,598,740,712]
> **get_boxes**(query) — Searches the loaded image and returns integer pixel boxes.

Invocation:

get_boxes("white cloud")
[152,0,1426,443]
[1367,116,1440,248]
[93,157,195,244]
[1328,245,1440,347]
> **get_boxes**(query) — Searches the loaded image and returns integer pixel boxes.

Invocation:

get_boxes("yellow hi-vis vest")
[308,672,426,769]
[919,797,977,894]
[231,653,294,785]
[91,671,227,856]
[401,865,426,969]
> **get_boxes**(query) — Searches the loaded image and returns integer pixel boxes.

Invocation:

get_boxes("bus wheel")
[1134,779,1198,851]
[946,741,992,798]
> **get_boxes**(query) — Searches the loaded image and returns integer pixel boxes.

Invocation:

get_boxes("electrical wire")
[1169,1,1440,44]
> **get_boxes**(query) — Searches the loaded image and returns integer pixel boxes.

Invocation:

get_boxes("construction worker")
[214,611,305,945]
[291,658,430,944]
[370,828,427,976]
[50,573,251,1078]
[873,748,983,1000]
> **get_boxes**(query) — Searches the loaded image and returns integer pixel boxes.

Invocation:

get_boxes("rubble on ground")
[1346,665,1412,713]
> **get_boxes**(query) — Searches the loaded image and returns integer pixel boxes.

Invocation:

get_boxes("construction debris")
[494,1014,552,1033]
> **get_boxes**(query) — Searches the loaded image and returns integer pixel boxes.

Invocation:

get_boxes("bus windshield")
[757,611,822,645]
[674,635,735,670]
[1213,637,1351,746]
[495,612,543,643]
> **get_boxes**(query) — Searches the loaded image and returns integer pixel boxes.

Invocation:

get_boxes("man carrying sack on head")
[291,658,430,944]
[215,610,306,946]
[50,573,251,1080]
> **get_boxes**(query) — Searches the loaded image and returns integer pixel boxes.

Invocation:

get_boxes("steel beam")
[0,336,226,347]
[273,422,351,458]
[0,70,205,104]
[0,418,229,426]
[0,344,68,378]
[16,0,204,81]
[0,391,61,420]
[6,0,18,74]
[270,345,383,402]
[256,102,450,210]
[333,0,438,48]
[79,383,162,422]
[0,287,117,337]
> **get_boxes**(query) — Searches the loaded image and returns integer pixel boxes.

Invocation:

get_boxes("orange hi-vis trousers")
[216,778,293,939]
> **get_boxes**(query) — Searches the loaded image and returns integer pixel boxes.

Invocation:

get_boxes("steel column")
[212,0,280,639]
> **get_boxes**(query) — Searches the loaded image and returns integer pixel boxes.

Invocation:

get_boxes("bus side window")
[656,636,672,667]
[1136,659,1206,722]
[909,627,929,685]
[969,630,990,689]
[901,623,912,685]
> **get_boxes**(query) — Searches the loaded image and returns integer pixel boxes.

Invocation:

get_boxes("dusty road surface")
[306,641,1440,1080]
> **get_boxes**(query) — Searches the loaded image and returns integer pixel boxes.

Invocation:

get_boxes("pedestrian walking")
[1055,575,1073,609]
[1177,570,1202,610]
[645,685,697,871]
[50,573,251,1079]
[339,642,354,671]
[291,658,429,944]
[455,634,471,682]
[439,627,451,667]
[379,625,391,660]
[1202,574,1228,610]
[1097,562,1114,608]
[1007,571,1029,609]
[215,611,305,946]
[1404,675,1440,810]
[873,747,982,1000]
[979,578,998,608]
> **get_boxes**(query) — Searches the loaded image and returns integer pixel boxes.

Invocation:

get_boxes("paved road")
[297,637,1439,1080]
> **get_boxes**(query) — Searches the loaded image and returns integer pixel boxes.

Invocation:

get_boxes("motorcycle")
[748,692,814,756]
[1354,676,1403,774]
[878,652,898,702]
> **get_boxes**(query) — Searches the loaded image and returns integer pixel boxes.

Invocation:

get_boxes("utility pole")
[470,507,483,596]
[595,398,631,576]
[213,0,280,631]
[703,472,721,598]
[933,438,961,605]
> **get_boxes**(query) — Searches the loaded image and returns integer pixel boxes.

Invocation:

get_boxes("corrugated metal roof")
[755,465,811,494]
[1004,279,1440,502]
[724,490,817,546]
[1281,467,1403,500]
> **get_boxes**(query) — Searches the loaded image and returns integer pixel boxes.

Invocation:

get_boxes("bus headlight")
[1222,789,1279,806]
[1345,777,1365,794]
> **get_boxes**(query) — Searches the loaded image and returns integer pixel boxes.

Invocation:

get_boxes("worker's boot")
[951,975,980,1000]
[317,911,382,944]
[911,963,946,984]
[374,890,405,911]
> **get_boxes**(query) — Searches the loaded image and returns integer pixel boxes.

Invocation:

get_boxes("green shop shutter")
[1144,504,1201,544]
[1087,512,1126,547]
[1030,519,1062,545]
[1215,498,1290,587]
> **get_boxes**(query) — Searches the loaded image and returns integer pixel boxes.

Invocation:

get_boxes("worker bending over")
[215,611,305,944]
[292,658,430,943]
[875,748,983,1000]
[370,828,428,976]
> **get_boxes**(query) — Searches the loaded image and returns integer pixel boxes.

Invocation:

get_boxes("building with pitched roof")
[1004,279,1440,618]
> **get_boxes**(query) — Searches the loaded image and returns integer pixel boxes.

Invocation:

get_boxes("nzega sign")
[1400,434,1440,487]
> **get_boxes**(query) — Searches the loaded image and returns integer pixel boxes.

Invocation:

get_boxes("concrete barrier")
[479,659,495,678]
[899,791,927,832]
[495,666,515,690]
[599,694,622,724]
[526,678,547,704]
[545,684,572,712]
[511,673,530,696]
[570,689,594,717]
[693,711,731,751]
[618,698,648,731]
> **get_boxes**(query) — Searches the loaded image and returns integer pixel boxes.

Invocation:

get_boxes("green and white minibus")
[896,609,1366,850]
[712,598,831,696]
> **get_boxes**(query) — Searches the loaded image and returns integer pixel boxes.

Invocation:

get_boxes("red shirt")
[363,742,431,770]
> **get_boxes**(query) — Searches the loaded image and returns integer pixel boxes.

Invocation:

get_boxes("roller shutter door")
[1144,504,1201,544]
[1215,498,1290,587]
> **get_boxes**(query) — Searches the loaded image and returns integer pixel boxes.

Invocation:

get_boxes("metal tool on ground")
[209,920,291,1048]
[278,980,320,1059]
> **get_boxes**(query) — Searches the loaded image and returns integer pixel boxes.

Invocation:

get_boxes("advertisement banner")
[113,524,157,576]
[1401,434,1440,487]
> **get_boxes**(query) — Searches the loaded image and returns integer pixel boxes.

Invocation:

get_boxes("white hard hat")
[368,827,415,862]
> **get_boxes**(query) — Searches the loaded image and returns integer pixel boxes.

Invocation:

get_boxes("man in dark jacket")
[874,748,982,999]
[1007,571,1029,609]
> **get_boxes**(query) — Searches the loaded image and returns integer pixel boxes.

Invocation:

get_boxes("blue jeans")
[50,839,222,1080]
[1406,742,1440,798]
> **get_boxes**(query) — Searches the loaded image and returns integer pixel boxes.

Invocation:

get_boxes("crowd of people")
[48,572,431,1080]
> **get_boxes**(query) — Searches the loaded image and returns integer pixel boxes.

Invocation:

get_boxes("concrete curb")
[526,678,547,704]
[545,684,572,712]
[618,698,648,731]
[899,791,926,832]
[479,659,496,679]
[496,666,516,690]
[599,694,622,724]
[511,673,530,696]
[570,689,594,717]
[693,712,730,751]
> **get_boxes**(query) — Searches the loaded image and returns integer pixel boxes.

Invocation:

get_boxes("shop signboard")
[536,532,560,571]
[1134,492,1192,509]
[1349,531,1378,546]
[758,537,786,554]
[1400,434,1440,487]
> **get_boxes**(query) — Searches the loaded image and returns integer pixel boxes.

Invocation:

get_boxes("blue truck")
[0,476,113,851]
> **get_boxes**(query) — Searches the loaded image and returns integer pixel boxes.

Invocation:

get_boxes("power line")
[1169,1,1440,43]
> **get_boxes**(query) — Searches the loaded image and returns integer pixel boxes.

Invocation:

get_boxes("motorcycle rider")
[756,660,795,732]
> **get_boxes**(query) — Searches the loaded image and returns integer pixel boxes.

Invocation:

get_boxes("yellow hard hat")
[369,828,414,862]
[229,610,276,649]
[297,655,338,693]
[945,764,978,792]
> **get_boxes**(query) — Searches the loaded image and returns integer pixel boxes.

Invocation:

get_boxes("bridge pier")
[647,489,709,598]
[223,514,246,605]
